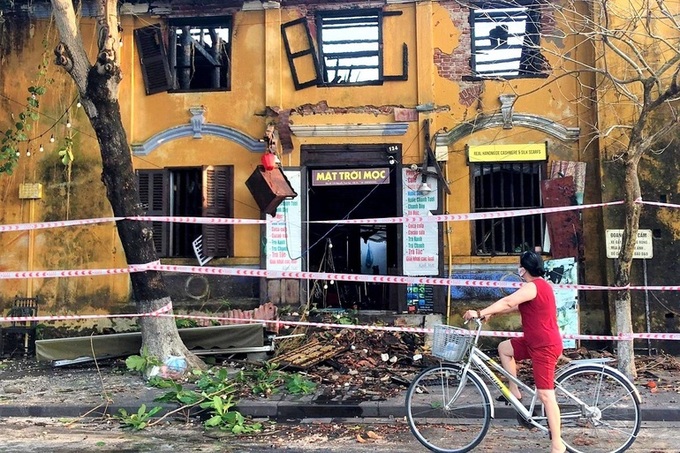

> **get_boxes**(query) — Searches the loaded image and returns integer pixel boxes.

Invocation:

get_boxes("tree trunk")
[613,152,643,379]
[87,89,204,371]
[50,0,204,372]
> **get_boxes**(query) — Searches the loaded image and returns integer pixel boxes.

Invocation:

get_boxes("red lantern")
[261,152,277,171]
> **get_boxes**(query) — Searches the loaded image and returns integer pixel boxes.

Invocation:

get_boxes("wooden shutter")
[134,25,173,95]
[202,166,233,257]
[137,170,168,256]
[281,18,322,90]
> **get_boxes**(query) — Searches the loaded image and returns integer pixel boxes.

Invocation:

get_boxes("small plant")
[201,395,262,434]
[114,404,162,430]
[125,348,162,374]
[238,362,282,397]
[175,318,199,329]
[284,373,317,395]
[148,366,262,434]
[332,310,359,325]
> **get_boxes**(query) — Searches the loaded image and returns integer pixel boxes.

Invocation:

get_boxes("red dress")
[510,278,563,389]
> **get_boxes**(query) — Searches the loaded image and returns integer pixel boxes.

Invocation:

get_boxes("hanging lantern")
[261,152,277,171]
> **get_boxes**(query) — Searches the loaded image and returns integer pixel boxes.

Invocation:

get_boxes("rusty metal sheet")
[272,339,348,370]
[542,176,584,259]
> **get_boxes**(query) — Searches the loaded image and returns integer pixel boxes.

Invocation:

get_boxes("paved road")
[0,418,677,452]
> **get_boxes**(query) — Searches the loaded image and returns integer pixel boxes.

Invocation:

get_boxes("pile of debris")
[269,327,432,401]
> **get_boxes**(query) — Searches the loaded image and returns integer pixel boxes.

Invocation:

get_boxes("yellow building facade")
[0,1,615,336]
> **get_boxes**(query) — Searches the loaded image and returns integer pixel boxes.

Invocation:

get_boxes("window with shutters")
[472,162,545,255]
[468,1,549,80]
[134,17,231,94]
[137,166,234,258]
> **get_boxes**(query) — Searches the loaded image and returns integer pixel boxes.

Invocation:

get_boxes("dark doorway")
[306,166,399,311]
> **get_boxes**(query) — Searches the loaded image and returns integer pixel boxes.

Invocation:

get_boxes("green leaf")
[212,396,224,414]
[15,122,23,130]
[147,406,162,417]
[137,404,147,416]
[204,415,223,427]
[125,355,147,372]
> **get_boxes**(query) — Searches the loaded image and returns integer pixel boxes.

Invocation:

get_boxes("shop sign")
[402,168,439,277]
[468,143,547,163]
[311,168,390,186]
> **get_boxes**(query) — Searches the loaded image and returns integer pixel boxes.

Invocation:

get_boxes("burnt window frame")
[168,17,232,92]
[315,9,383,86]
[466,1,550,80]
[134,18,232,95]
[471,161,546,255]
[137,166,234,259]
[281,10,407,90]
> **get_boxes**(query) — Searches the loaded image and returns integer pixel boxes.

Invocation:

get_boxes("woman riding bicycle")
[463,250,566,453]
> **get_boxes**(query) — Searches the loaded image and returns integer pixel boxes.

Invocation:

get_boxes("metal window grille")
[473,162,545,255]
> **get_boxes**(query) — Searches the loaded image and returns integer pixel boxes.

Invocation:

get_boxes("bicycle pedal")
[516,412,535,429]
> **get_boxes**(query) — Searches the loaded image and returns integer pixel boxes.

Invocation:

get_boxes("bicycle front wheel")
[405,364,491,453]
[555,365,641,453]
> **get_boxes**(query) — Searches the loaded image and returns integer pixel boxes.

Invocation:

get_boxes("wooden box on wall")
[245,166,298,216]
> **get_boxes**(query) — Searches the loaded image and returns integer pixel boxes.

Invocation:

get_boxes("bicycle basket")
[432,325,472,362]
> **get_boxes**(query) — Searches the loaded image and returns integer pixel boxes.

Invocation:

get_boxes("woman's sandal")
[495,395,537,429]
[495,394,522,405]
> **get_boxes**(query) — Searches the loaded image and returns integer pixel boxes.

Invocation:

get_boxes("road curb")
[1,401,677,421]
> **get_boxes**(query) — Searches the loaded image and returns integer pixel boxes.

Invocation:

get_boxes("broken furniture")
[0,296,40,357]
[245,165,298,215]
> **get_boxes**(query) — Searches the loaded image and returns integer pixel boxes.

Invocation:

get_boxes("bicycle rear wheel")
[405,364,491,453]
[554,364,641,453]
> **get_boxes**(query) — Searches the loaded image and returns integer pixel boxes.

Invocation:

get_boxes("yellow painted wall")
[0,1,604,324]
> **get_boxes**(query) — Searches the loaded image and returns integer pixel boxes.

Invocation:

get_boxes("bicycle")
[405,319,642,453]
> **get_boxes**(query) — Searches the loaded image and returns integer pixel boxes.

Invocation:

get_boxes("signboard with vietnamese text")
[468,143,547,163]
[311,168,390,186]
[605,229,653,259]
[266,170,302,272]
[545,257,578,349]
[402,168,438,276]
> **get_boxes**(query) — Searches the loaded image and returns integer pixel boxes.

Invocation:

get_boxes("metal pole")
[643,258,651,355]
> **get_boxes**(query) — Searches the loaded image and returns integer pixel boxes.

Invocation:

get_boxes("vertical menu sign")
[402,168,439,276]
[266,170,302,272]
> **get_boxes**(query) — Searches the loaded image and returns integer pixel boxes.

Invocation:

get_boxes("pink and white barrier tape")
[152,313,680,341]
[0,217,122,232]
[0,302,173,324]
[1,198,678,233]
[312,200,625,224]
[1,262,678,291]
[2,308,678,341]
[0,262,157,280]
[0,199,627,232]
